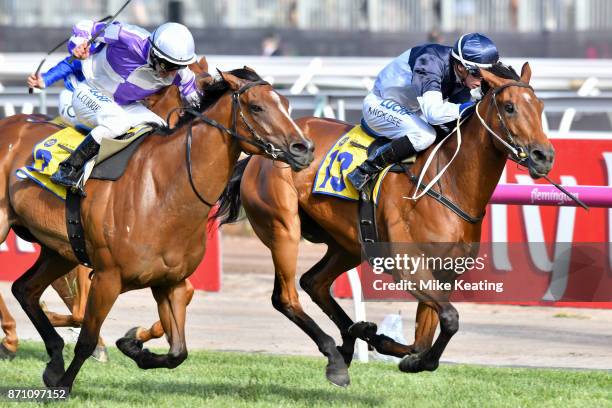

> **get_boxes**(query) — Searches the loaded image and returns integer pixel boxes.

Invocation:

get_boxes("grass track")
[0,342,611,407]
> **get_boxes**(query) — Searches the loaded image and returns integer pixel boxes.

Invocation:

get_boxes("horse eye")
[504,102,516,114]
[249,104,263,113]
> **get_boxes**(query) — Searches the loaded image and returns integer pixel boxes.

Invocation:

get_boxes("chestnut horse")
[0,57,209,362]
[215,63,555,386]
[1,68,313,391]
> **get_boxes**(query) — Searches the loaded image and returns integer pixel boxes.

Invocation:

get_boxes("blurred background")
[1,0,612,133]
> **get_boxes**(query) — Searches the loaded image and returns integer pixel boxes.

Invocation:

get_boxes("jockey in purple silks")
[46,20,201,190]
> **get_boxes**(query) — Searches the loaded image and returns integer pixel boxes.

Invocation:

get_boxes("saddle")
[17,117,157,267]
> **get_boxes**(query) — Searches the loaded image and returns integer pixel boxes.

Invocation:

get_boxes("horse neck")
[423,101,507,218]
[160,93,241,213]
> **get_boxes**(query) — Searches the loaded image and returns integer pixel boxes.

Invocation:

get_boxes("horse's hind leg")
[123,278,195,344]
[0,292,18,359]
[11,247,78,386]
[116,279,189,369]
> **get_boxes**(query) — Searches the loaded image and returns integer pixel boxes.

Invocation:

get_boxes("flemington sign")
[335,138,612,308]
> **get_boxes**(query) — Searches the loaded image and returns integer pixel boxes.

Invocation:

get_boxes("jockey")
[49,20,201,189]
[347,32,499,191]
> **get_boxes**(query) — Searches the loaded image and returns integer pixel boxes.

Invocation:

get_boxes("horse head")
[479,62,554,178]
[213,68,315,171]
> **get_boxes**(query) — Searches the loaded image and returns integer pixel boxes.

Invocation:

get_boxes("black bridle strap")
[181,79,287,206]
[489,81,533,162]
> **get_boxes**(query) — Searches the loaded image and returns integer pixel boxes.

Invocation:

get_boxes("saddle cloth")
[312,125,392,204]
[16,122,153,200]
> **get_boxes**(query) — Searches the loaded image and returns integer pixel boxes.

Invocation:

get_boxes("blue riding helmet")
[452,33,499,75]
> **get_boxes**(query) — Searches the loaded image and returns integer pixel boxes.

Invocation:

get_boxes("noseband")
[475,81,533,164]
[179,79,285,206]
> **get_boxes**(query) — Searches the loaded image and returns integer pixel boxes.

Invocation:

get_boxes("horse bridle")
[475,81,533,164]
[180,79,285,206]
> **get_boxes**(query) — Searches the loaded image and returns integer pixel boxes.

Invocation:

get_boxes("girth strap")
[405,166,484,225]
[65,191,92,267]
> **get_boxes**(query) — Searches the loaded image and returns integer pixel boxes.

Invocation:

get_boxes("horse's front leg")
[57,270,121,391]
[116,279,189,369]
[399,299,458,373]
[0,292,18,359]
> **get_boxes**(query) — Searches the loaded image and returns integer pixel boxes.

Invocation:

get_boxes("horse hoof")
[92,345,109,363]
[348,321,378,341]
[124,327,143,340]
[0,342,16,361]
[116,337,143,359]
[326,365,350,388]
[42,364,64,388]
[398,354,439,373]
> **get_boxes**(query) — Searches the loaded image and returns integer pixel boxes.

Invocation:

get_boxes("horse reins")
[180,79,283,206]
[475,81,533,164]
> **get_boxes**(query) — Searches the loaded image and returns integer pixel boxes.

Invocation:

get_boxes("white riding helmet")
[149,22,197,66]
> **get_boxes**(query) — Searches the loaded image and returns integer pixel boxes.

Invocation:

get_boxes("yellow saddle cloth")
[312,125,391,203]
[16,127,85,199]
[16,122,152,200]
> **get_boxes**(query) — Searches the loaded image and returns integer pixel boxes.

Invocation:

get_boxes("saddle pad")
[312,125,389,204]
[16,124,153,200]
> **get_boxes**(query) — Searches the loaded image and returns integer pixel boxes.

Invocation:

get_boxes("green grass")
[0,342,611,407]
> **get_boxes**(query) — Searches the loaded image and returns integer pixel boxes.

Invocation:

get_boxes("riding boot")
[50,134,100,189]
[348,136,417,191]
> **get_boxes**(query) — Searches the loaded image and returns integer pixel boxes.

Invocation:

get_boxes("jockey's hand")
[72,41,91,60]
[27,73,45,89]
[459,101,475,118]
[184,91,200,109]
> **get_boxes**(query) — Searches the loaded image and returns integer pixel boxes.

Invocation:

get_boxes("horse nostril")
[530,148,546,163]
[290,142,308,155]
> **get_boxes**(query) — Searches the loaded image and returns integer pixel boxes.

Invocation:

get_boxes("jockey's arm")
[175,68,200,107]
[411,54,462,125]
[68,20,121,57]
[41,57,82,88]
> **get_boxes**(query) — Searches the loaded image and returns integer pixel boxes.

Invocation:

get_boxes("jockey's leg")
[51,83,131,189]
[58,89,80,128]
[348,94,436,191]
[122,102,166,129]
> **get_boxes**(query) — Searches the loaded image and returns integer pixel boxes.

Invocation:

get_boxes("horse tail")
[213,156,252,226]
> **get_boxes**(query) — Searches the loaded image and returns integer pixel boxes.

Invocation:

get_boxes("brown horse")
[1,68,313,391]
[0,57,209,362]
[214,63,554,386]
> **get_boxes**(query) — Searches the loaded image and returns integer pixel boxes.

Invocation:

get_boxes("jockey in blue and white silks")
[348,33,500,191]
[49,20,201,190]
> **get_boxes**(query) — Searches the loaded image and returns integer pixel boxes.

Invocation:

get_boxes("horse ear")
[520,62,532,84]
[196,73,213,90]
[243,65,256,73]
[480,68,505,89]
[218,70,243,91]
[196,56,208,74]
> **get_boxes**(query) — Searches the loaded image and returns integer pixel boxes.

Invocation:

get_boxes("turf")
[0,342,610,407]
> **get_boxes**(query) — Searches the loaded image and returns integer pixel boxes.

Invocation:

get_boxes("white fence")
[2,54,612,135]
[2,0,612,32]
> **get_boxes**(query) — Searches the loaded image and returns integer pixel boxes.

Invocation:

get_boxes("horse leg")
[124,279,194,344]
[299,246,360,366]
[116,280,189,369]
[57,271,121,390]
[11,247,78,386]
[269,239,350,387]
[301,246,420,362]
[47,267,109,362]
[0,292,18,359]
[411,302,439,354]
[399,301,458,373]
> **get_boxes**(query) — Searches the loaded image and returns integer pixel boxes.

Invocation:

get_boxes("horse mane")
[481,62,521,94]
